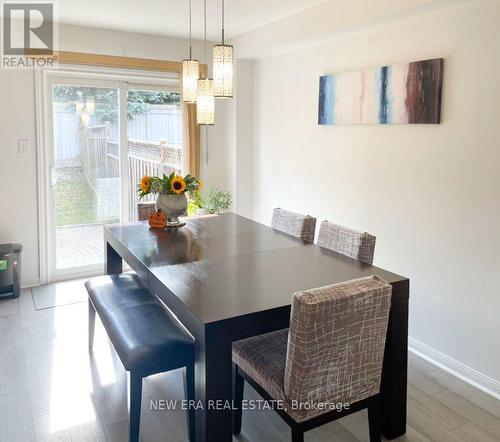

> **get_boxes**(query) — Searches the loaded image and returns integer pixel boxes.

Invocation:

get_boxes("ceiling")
[51,0,328,41]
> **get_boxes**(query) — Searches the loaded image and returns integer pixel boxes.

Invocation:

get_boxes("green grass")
[55,167,97,227]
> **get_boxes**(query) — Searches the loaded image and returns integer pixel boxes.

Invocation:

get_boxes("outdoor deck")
[56,224,104,269]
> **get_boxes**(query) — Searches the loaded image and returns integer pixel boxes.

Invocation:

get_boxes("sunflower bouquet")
[138,173,200,198]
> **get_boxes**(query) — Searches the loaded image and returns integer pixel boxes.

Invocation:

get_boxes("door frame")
[35,64,180,283]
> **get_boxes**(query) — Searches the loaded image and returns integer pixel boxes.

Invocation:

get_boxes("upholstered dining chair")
[271,208,317,243]
[137,201,156,221]
[317,220,376,264]
[232,275,392,442]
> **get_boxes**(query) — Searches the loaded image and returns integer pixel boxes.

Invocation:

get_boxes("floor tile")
[434,389,500,438]
[452,421,499,442]
[32,279,89,310]
[0,295,20,316]
[0,342,31,395]
[429,369,500,419]
[407,383,467,430]
[0,389,36,442]
[407,402,467,442]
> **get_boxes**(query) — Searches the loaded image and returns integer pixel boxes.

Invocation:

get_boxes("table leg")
[105,241,122,275]
[194,323,233,442]
[380,279,409,439]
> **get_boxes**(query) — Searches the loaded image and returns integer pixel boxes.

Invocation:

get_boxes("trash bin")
[0,243,22,299]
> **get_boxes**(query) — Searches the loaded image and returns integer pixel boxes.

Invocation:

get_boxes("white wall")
[0,23,233,287]
[0,70,39,287]
[250,0,500,385]
[235,60,255,218]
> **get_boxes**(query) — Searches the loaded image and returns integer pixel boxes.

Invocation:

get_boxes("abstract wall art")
[318,58,443,125]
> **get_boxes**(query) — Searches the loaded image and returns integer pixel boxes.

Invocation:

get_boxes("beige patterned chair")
[137,201,156,221]
[232,275,392,442]
[271,208,317,243]
[317,220,376,264]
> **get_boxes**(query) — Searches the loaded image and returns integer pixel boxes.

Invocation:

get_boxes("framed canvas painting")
[318,58,443,125]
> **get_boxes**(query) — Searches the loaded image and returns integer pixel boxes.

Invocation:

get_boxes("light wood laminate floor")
[0,286,499,441]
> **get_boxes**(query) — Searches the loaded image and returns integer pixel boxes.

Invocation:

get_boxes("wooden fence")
[127,139,182,220]
[53,108,78,165]
[53,105,181,166]
[127,105,181,144]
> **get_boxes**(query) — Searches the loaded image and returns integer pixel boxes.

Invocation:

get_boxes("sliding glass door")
[43,70,181,281]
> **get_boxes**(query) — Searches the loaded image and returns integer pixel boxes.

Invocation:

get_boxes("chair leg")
[233,363,244,435]
[183,364,196,442]
[88,300,96,352]
[368,397,381,442]
[291,426,304,442]
[128,371,143,442]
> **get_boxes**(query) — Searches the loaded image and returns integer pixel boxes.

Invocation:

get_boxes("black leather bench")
[86,274,195,442]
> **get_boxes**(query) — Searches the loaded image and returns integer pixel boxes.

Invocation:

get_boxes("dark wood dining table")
[104,213,409,442]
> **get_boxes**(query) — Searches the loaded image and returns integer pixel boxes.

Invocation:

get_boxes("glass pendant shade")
[213,44,234,98]
[182,59,200,103]
[196,78,215,125]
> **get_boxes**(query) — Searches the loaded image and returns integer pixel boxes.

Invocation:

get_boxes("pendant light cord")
[188,0,192,59]
[221,0,225,45]
[203,0,207,67]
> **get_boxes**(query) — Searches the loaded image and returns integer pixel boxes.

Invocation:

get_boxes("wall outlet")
[18,139,30,155]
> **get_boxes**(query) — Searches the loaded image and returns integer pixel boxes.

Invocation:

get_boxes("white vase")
[156,193,188,226]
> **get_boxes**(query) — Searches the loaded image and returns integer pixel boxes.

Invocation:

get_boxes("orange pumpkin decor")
[148,209,167,229]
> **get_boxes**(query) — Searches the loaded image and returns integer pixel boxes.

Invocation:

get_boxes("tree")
[53,86,180,123]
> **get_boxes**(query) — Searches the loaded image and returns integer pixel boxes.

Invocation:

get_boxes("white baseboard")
[409,336,500,401]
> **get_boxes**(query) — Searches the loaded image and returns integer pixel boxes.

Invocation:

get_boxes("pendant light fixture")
[213,0,234,98]
[182,0,199,103]
[197,0,215,125]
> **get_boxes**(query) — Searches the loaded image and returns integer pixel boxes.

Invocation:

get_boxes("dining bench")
[86,273,195,442]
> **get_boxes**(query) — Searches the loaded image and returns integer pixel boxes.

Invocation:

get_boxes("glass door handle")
[49,167,58,187]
